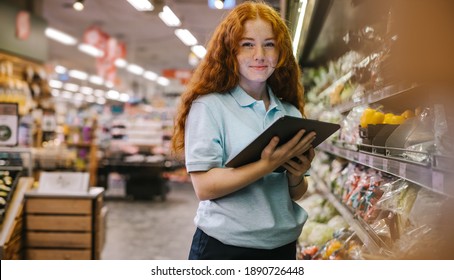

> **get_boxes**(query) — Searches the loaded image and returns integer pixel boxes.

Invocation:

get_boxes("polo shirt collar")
[230,85,281,112]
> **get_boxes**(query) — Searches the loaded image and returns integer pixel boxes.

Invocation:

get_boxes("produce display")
[0,170,20,224]
[296,192,359,260]
[305,153,451,259]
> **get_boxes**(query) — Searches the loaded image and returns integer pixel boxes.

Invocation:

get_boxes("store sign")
[15,11,30,40]
[83,26,127,84]
[37,172,90,194]
[0,103,18,146]
[162,69,192,84]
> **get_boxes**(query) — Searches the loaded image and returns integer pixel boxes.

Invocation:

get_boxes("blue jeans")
[188,228,297,260]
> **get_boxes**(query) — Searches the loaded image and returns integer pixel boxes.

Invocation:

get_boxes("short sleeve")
[185,101,224,172]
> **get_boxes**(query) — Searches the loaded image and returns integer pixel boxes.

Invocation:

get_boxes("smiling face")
[237,18,278,96]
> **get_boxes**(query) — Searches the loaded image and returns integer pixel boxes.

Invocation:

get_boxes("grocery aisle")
[101,182,199,260]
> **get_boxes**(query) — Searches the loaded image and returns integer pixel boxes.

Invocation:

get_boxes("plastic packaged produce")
[386,107,435,161]
[307,223,335,246]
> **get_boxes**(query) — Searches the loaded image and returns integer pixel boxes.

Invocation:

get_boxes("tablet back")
[225,116,340,171]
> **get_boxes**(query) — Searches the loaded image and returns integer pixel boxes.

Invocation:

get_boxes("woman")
[171,1,316,260]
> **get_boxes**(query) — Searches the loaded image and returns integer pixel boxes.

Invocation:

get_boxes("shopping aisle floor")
[101,182,199,260]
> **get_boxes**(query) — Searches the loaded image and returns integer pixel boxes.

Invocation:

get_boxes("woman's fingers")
[261,136,280,158]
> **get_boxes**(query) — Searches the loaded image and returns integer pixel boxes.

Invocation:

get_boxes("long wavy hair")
[171,0,305,153]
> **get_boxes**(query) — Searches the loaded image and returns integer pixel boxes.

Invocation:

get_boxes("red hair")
[171,1,305,153]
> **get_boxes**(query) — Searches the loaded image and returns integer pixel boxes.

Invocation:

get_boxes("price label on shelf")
[432,171,444,193]
[382,158,388,170]
[368,156,374,166]
[359,153,366,163]
[399,162,406,177]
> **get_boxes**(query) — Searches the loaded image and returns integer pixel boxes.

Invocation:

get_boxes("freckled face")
[237,18,278,91]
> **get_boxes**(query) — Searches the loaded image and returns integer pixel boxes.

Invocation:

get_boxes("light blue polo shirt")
[185,85,308,249]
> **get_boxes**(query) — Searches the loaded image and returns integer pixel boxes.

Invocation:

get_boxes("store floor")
[100,182,199,260]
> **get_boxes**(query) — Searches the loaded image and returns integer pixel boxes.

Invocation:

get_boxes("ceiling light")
[94,89,105,97]
[115,58,128,68]
[61,91,73,99]
[126,0,154,11]
[45,27,78,45]
[85,95,96,103]
[157,77,170,86]
[73,0,84,11]
[105,81,114,88]
[78,43,104,57]
[74,93,85,101]
[292,0,308,57]
[214,0,224,9]
[191,45,207,59]
[68,69,88,80]
[188,52,199,66]
[96,97,106,105]
[51,89,60,96]
[126,64,144,75]
[54,65,67,74]
[63,83,79,92]
[159,6,181,27]
[80,86,93,95]
[89,75,104,85]
[175,29,198,46]
[49,79,63,89]
[107,90,120,100]
[143,70,158,81]
[119,93,130,102]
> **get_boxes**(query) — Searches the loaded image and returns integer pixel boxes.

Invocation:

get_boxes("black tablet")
[225,115,340,172]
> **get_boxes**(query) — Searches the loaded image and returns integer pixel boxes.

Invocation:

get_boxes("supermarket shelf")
[67,142,92,148]
[317,71,353,101]
[311,172,390,256]
[335,84,419,114]
[0,147,33,176]
[318,142,454,197]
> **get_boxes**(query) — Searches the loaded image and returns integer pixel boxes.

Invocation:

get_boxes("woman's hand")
[190,130,316,201]
[260,129,316,173]
[284,147,315,178]
[285,147,315,201]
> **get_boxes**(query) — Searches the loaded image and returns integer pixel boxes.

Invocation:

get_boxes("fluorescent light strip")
[119,93,130,102]
[292,0,308,57]
[94,89,105,97]
[97,97,106,105]
[214,0,224,10]
[159,6,181,27]
[89,75,104,85]
[191,45,207,59]
[126,64,144,75]
[55,65,67,74]
[85,95,96,103]
[61,91,73,99]
[115,58,128,68]
[105,81,114,88]
[51,89,60,96]
[157,77,170,86]
[107,90,120,100]
[63,83,79,92]
[45,27,78,45]
[68,69,88,80]
[80,86,93,95]
[127,0,154,11]
[74,93,85,101]
[78,43,104,57]
[49,80,63,89]
[175,29,198,46]
[143,71,158,81]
